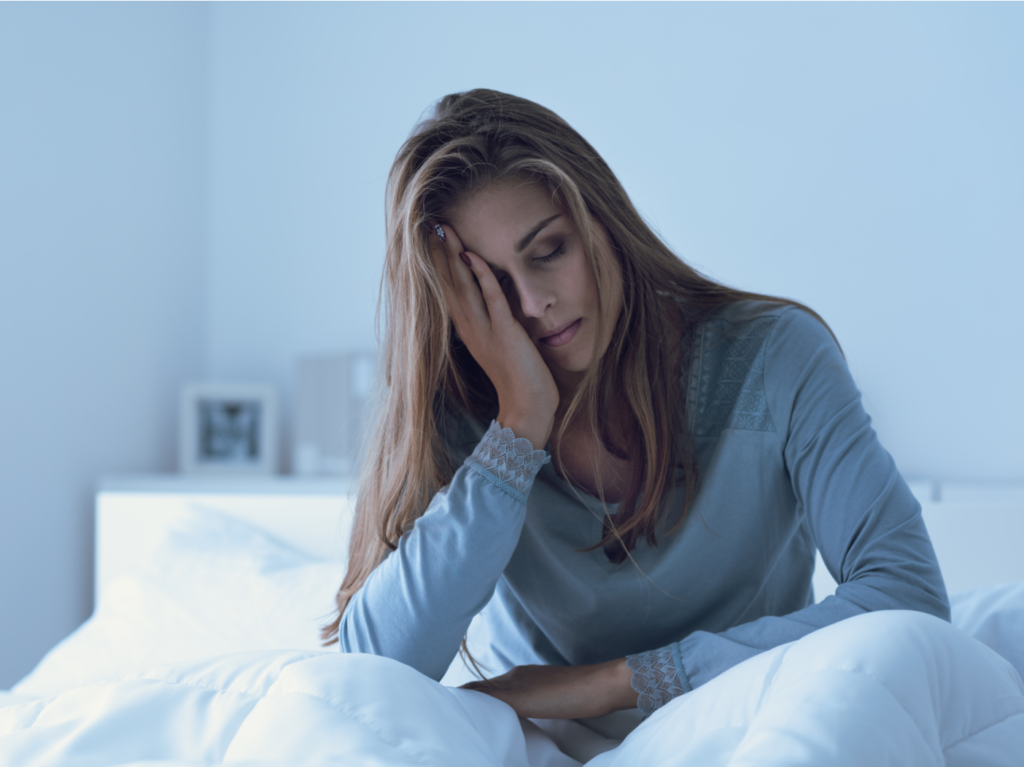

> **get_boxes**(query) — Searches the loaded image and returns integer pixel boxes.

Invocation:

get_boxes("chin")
[546,351,593,376]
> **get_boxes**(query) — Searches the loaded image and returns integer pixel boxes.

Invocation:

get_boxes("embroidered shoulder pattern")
[464,420,550,501]
[690,315,778,436]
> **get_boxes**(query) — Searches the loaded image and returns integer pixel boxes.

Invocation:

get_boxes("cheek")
[579,263,603,313]
[602,269,623,318]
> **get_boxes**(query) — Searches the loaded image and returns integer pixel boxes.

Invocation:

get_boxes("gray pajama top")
[338,301,951,714]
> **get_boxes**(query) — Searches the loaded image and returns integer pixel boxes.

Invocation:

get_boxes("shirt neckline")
[540,461,623,515]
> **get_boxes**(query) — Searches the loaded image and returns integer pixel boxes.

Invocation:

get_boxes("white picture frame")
[179,383,278,475]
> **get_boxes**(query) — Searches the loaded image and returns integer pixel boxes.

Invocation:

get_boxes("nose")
[510,274,554,319]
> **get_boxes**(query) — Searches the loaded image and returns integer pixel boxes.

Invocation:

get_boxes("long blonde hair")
[322,89,834,645]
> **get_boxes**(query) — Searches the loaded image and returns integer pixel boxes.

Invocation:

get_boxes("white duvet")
[2,609,1022,767]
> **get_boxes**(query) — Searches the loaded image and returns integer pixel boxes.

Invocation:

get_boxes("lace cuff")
[626,646,692,718]
[464,420,550,502]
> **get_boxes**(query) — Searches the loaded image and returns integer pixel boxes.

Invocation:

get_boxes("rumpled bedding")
[2,610,1022,767]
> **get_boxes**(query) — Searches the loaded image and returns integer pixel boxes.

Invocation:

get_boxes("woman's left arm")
[622,306,950,715]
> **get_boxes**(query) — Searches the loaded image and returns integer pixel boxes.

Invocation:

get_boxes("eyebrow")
[514,214,561,254]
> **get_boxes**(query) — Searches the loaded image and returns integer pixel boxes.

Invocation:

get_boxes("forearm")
[623,566,949,719]
[339,421,549,680]
[680,567,948,686]
[460,657,640,719]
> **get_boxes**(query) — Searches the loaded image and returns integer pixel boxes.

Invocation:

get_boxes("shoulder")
[695,299,791,345]
[751,304,859,444]
[687,300,842,437]
[696,300,839,365]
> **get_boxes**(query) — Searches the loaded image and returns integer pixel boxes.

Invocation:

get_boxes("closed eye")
[535,241,566,265]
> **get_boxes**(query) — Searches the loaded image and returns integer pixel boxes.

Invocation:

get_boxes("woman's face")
[446,179,623,389]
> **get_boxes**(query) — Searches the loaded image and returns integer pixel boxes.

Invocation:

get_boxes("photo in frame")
[179,383,278,475]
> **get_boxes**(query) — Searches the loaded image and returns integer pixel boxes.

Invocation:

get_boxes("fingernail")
[433,223,446,243]
[459,252,471,266]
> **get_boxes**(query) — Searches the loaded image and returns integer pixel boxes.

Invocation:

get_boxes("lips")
[539,318,582,348]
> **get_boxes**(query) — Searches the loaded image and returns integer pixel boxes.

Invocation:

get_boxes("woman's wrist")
[599,657,641,715]
[496,409,554,452]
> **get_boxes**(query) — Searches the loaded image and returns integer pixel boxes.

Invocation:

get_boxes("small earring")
[433,223,446,243]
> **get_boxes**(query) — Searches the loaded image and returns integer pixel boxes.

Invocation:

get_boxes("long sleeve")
[627,307,950,716]
[338,420,549,681]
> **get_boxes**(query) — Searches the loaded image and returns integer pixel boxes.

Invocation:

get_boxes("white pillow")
[139,502,344,653]
[14,505,344,698]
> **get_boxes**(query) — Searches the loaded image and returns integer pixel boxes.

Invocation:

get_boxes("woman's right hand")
[430,223,559,450]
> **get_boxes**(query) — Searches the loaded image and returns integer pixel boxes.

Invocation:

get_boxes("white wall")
[0,5,208,687]
[1,2,1021,689]
[205,2,1023,481]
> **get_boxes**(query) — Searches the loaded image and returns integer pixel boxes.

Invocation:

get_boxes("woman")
[321,89,950,721]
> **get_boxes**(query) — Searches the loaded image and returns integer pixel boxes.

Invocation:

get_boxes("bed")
[1,476,1022,765]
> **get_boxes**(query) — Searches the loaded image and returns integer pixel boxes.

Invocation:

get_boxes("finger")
[461,251,514,325]
[429,224,475,333]
[440,232,491,324]
[432,224,494,336]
